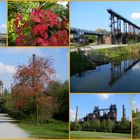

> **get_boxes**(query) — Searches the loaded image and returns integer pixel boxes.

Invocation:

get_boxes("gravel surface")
[0,113,29,138]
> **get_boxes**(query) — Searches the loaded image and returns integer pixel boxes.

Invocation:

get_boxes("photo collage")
[0,0,140,140]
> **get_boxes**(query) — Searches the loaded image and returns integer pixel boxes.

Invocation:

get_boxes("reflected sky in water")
[70,58,140,92]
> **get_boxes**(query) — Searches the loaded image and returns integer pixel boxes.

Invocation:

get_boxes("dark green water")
[70,55,140,92]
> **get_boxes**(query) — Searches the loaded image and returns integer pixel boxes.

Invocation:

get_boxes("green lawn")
[16,122,69,139]
[71,131,131,139]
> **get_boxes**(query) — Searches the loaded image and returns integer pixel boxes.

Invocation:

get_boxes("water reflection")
[71,56,140,92]
[109,59,140,85]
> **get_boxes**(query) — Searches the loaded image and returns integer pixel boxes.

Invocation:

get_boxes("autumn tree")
[11,54,56,124]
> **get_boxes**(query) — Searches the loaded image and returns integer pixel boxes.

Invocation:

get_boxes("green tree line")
[70,119,131,134]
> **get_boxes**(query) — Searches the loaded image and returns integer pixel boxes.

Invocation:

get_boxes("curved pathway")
[0,113,29,138]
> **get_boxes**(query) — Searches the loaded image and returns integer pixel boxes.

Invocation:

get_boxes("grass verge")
[97,44,140,59]
[70,131,131,139]
[16,121,69,139]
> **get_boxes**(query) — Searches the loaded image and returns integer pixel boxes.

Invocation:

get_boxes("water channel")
[70,55,140,92]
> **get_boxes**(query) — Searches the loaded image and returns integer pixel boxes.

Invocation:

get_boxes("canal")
[70,55,140,92]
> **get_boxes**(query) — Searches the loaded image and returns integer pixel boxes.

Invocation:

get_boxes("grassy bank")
[70,43,140,75]
[70,51,94,75]
[16,121,69,139]
[97,43,140,59]
[71,131,131,139]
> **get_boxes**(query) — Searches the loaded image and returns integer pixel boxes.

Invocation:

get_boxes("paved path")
[0,113,29,138]
[70,44,127,52]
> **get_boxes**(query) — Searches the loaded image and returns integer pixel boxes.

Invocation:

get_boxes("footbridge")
[71,27,106,45]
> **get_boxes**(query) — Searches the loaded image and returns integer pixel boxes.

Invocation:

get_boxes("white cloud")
[0,24,6,31]
[57,1,68,7]
[0,62,16,74]
[97,94,113,101]
[132,100,136,104]
[70,109,76,122]
[131,12,140,19]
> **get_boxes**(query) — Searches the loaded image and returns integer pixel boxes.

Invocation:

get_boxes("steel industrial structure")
[107,9,140,44]
[71,9,140,45]
[71,27,105,45]
[75,104,126,123]
[110,58,140,85]
[71,27,104,36]
[81,105,118,122]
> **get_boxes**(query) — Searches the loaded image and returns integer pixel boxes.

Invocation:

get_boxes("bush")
[128,39,138,44]
[8,2,69,46]
[8,111,26,120]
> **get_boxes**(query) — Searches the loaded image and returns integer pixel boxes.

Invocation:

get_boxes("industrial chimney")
[75,106,78,129]
[122,105,126,120]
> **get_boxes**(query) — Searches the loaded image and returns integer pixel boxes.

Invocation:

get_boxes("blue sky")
[0,48,68,91]
[0,1,6,33]
[70,94,131,121]
[70,2,140,31]
[132,94,140,112]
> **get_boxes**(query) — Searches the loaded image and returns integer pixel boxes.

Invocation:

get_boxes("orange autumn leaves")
[12,55,56,111]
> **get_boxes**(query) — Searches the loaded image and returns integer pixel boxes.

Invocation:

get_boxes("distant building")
[0,80,4,94]
[0,33,6,46]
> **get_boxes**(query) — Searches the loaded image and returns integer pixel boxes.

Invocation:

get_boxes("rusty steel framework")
[77,104,126,123]
[81,104,117,122]
[110,58,140,86]
[107,9,140,44]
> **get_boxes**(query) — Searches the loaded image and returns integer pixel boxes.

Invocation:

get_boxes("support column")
[75,106,78,129]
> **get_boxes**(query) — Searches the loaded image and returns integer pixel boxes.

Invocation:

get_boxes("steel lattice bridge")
[71,27,104,36]
[71,27,105,45]
[71,9,140,45]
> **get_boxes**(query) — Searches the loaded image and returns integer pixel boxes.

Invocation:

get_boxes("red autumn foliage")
[13,7,69,46]
[12,55,56,112]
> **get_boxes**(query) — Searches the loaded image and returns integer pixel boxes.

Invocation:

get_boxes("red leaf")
[41,40,49,46]
[35,37,49,46]
[32,24,48,36]
[32,25,40,35]
[39,24,48,36]
[44,33,48,40]
[22,22,28,29]
[32,17,41,23]
[36,37,44,44]
[39,10,44,18]
[13,20,19,28]
[15,37,24,46]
